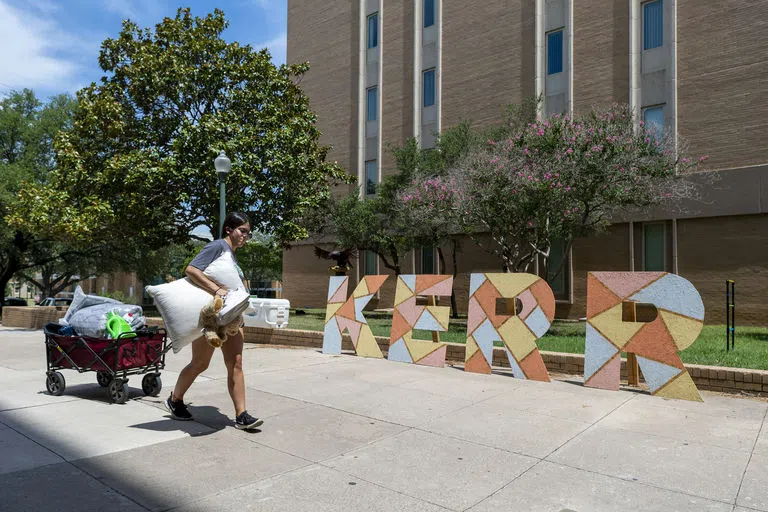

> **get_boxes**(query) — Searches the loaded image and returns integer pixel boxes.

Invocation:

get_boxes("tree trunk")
[0,253,22,312]
[439,240,460,318]
[377,251,402,276]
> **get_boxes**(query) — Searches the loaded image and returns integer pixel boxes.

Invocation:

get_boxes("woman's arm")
[185,265,228,297]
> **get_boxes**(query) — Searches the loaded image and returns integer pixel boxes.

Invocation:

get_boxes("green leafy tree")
[0,90,95,306]
[238,233,283,290]
[9,8,349,248]
[313,187,413,275]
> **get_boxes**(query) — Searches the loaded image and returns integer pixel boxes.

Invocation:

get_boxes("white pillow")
[203,250,245,291]
[146,251,247,353]
[146,278,210,353]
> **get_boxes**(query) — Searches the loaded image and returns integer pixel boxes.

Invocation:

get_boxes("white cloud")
[102,0,136,20]
[101,0,165,25]
[0,1,79,92]
[242,0,285,21]
[253,32,287,65]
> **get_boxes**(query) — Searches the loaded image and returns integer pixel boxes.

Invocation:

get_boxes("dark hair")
[221,211,251,238]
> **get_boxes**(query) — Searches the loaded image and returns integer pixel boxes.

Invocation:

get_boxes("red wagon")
[43,323,171,404]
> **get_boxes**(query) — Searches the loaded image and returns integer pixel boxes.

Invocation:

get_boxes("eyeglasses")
[236,227,252,239]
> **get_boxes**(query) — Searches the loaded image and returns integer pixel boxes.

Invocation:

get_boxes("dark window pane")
[547,238,566,295]
[368,13,378,48]
[365,160,377,195]
[547,30,563,75]
[423,69,435,107]
[643,0,663,50]
[421,247,435,274]
[644,223,665,271]
[364,250,377,275]
[424,0,435,27]
[367,87,377,121]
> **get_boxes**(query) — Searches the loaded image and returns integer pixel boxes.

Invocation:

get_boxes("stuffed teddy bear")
[199,295,244,348]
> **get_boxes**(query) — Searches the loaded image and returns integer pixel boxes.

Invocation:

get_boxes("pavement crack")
[733,404,768,508]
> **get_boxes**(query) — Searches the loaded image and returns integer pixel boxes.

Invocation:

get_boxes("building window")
[546,29,563,75]
[643,105,664,142]
[424,0,435,27]
[365,160,377,196]
[643,223,665,271]
[366,87,377,122]
[547,238,570,300]
[363,250,377,275]
[367,13,378,49]
[423,69,435,107]
[643,0,663,50]
[420,247,435,274]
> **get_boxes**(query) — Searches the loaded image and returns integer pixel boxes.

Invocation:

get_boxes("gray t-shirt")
[189,239,245,279]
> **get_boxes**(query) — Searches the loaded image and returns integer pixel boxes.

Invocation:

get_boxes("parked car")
[38,297,72,307]
[3,297,28,306]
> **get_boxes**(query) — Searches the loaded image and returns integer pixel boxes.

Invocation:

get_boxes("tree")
[450,103,706,274]
[390,124,479,318]
[312,187,414,275]
[0,90,92,306]
[8,8,349,249]
[237,233,283,287]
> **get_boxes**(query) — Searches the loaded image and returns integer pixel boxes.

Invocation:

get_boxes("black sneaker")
[165,394,193,421]
[235,410,263,430]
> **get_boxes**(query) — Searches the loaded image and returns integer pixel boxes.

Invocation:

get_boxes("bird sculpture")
[314,246,357,276]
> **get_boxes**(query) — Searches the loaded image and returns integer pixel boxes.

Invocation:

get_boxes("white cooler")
[242,298,290,328]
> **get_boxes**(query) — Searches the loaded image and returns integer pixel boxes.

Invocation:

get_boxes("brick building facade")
[284,0,768,325]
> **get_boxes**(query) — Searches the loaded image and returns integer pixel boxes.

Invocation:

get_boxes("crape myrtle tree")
[394,101,541,312]
[391,127,477,318]
[448,103,706,276]
[8,8,348,249]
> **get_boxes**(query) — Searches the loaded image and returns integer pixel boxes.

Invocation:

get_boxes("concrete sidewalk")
[1,326,767,512]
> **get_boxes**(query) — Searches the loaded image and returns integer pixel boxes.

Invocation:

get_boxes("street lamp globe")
[214,150,231,177]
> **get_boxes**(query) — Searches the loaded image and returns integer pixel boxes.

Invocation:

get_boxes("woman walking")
[165,212,263,430]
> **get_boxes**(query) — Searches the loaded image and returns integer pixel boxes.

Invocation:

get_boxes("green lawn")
[289,309,768,370]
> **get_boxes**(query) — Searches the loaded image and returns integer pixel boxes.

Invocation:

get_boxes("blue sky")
[0,0,287,100]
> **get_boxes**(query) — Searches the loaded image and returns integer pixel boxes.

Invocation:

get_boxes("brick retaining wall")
[2,306,68,330]
[148,318,768,396]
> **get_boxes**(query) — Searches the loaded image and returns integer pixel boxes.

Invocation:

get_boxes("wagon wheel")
[141,373,162,397]
[45,372,66,396]
[96,371,112,387]
[108,379,129,404]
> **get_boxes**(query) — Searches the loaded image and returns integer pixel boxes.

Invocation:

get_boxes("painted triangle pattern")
[387,339,413,363]
[322,276,387,358]
[585,272,705,401]
[387,275,452,367]
[636,356,683,393]
[464,273,554,382]
[469,273,487,297]
[327,276,347,302]
[584,324,620,382]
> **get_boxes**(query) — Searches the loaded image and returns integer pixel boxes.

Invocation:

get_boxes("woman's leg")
[173,337,215,401]
[220,329,246,416]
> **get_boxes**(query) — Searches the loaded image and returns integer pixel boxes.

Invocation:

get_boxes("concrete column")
[357,0,366,198]
[535,0,545,118]
[629,1,641,129]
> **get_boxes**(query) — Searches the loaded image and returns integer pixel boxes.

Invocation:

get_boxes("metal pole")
[731,280,735,350]
[725,279,731,352]
[219,178,226,239]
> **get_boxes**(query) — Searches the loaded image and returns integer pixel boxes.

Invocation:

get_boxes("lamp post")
[214,150,231,238]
